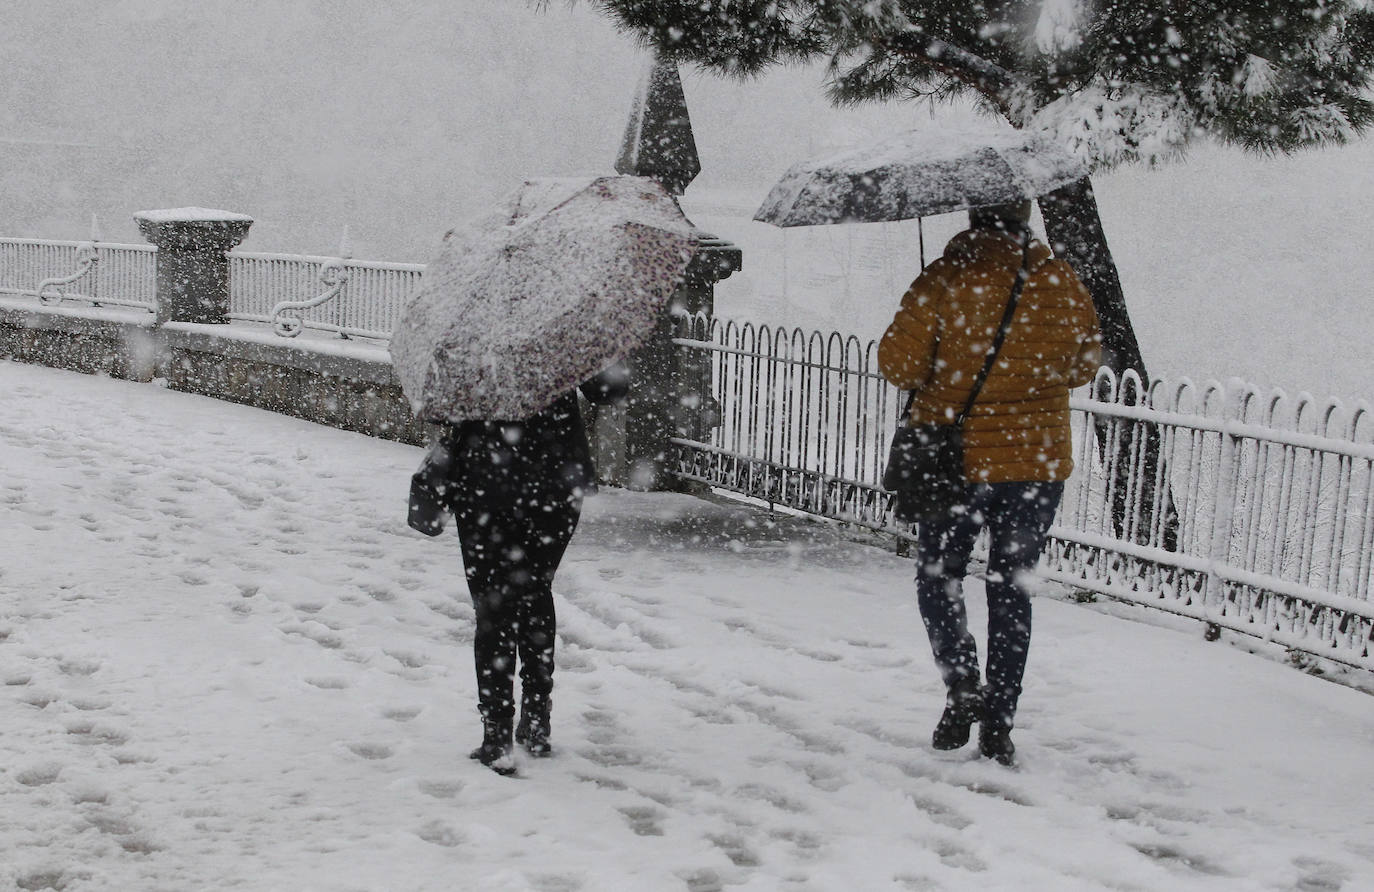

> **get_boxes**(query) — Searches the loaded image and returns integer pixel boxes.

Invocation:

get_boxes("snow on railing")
[0,228,419,338]
[670,313,1374,671]
[0,226,156,312]
[229,245,422,341]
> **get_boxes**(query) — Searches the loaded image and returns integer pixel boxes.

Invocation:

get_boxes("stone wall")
[0,298,425,446]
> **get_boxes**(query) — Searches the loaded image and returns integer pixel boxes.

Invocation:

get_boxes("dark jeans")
[916,481,1063,731]
[453,490,581,727]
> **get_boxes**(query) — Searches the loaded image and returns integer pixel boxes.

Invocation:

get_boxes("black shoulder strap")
[957,238,1032,426]
[899,236,1033,426]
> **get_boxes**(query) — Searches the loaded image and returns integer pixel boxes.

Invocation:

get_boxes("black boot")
[932,676,984,751]
[978,724,1016,767]
[468,720,516,776]
[515,705,552,758]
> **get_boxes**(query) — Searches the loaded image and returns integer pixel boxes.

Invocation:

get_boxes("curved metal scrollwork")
[271,256,349,338]
[37,241,98,305]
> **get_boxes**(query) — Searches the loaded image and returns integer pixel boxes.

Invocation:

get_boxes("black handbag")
[408,426,459,536]
[883,240,1032,524]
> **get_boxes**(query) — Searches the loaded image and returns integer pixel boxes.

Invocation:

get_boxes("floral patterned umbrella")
[389,176,697,422]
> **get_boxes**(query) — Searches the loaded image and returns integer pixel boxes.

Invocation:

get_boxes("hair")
[968,200,1033,232]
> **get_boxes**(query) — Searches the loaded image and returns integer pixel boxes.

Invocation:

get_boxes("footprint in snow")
[930,837,987,872]
[905,792,973,830]
[1130,842,1229,877]
[417,779,464,799]
[19,691,55,709]
[345,742,395,761]
[361,584,396,602]
[58,659,101,677]
[707,833,761,868]
[15,763,64,786]
[425,599,466,621]
[1291,856,1352,892]
[16,870,69,891]
[281,623,343,650]
[65,720,130,746]
[680,869,725,892]
[416,820,465,848]
[618,805,664,836]
[525,872,585,892]
[734,782,808,815]
[384,649,428,669]
[382,705,423,722]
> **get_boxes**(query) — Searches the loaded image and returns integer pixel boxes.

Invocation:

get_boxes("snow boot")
[515,707,552,758]
[469,720,517,776]
[932,676,984,751]
[978,724,1016,767]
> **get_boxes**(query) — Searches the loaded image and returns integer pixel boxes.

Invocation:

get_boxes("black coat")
[407,366,629,536]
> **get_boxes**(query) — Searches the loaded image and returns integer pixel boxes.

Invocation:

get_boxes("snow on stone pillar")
[134,207,253,325]
[596,54,742,491]
[615,55,701,196]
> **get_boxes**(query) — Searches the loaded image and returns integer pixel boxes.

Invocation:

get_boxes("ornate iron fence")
[670,313,1374,671]
[0,237,156,311]
[228,251,422,341]
[1,234,421,339]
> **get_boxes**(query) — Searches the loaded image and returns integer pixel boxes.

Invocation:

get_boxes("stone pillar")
[590,55,742,490]
[134,208,253,325]
[614,54,701,195]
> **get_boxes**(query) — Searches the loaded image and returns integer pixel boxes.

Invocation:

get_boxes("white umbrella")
[389,175,697,422]
[754,127,1087,226]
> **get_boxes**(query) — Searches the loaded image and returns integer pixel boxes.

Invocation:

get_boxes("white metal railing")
[0,231,421,338]
[1047,371,1374,667]
[228,250,422,340]
[670,314,1374,671]
[0,237,156,312]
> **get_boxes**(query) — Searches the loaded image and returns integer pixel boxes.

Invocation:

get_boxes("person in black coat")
[408,364,628,776]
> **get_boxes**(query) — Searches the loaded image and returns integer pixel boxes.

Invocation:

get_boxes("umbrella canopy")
[754,128,1087,227]
[389,175,697,422]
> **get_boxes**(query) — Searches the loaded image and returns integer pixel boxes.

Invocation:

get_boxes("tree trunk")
[1039,177,1179,552]
[1038,178,1144,378]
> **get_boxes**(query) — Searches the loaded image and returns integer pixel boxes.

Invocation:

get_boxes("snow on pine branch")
[1033,0,1083,54]
[1240,54,1278,99]
[1292,103,1356,144]
[1031,85,1195,170]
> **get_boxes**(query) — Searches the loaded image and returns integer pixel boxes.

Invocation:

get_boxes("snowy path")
[1,361,1372,892]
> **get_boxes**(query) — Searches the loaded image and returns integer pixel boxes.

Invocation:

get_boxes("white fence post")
[1203,379,1245,635]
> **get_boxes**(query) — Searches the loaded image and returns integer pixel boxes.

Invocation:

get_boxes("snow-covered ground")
[3,360,1373,891]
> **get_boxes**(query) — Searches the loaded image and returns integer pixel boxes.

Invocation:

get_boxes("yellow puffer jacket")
[878,228,1102,483]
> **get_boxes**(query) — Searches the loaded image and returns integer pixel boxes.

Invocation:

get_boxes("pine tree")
[590,0,1374,382]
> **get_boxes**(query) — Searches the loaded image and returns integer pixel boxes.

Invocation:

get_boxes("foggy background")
[4,0,1372,399]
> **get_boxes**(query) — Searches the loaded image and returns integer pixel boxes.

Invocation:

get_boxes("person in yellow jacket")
[878,199,1102,766]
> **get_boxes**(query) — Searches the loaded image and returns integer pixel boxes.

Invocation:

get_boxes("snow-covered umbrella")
[389,175,698,422]
[754,127,1087,226]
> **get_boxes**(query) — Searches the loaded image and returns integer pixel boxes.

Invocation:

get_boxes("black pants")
[453,489,581,727]
[915,481,1063,731]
